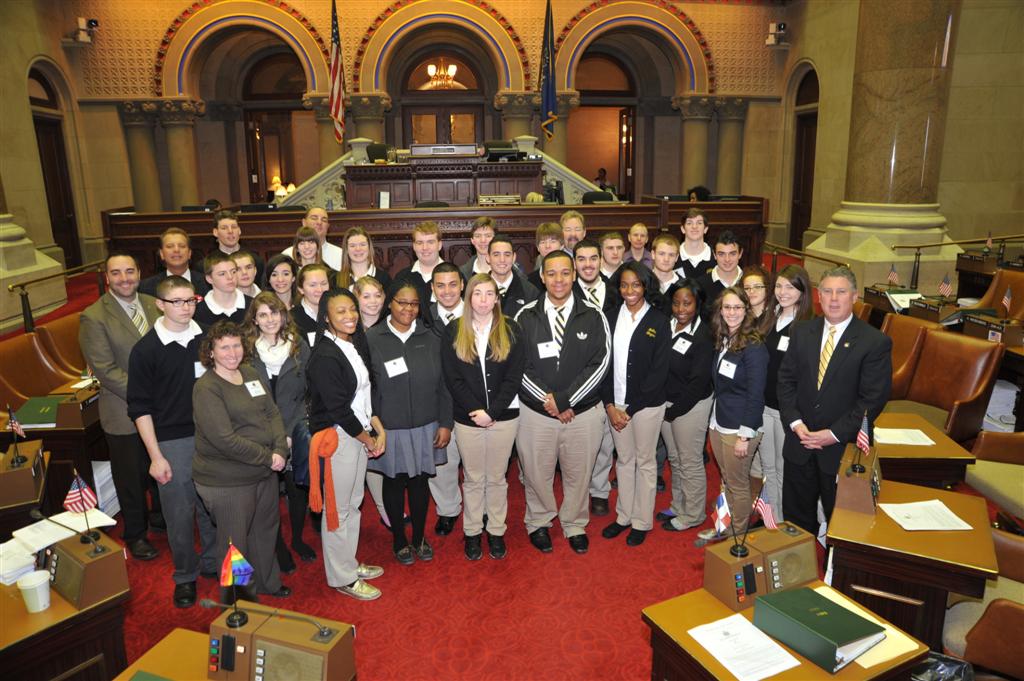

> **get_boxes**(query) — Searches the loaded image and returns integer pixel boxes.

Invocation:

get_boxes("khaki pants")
[709,429,764,535]
[661,395,713,527]
[588,416,616,499]
[610,404,667,530]
[320,428,369,587]
[429,436,462,517]
[516,405,605,537]
[454,419,518,536]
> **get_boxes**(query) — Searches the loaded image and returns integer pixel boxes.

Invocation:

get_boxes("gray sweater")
[192,364,288,487]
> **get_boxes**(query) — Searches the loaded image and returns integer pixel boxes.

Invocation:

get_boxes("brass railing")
[891,233,1024,288]
[7,259,105,332]
[762,242,849,272]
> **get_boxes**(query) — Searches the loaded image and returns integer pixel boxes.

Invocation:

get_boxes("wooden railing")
[7,260,106,332]
[762,242,849,272]
[891,233,1024,288]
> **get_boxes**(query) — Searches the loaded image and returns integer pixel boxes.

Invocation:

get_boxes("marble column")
[348,93,391,144]
[118,100,162,212]
[540,91,580,163]
[807,0,962,290]
[159,99,205,210]
[494,91,534,141]
[206,101,243,205]
[715,98,748,196]
[673,96,715,192]
[303,92,343,167]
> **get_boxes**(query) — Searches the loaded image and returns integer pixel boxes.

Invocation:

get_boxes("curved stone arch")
[555,1,713,94]
[354,0,529,93]
[155,0,329,97]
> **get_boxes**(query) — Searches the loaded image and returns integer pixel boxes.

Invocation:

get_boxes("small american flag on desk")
[63,474,98,514]
[887,264,899,286]
[856,412,871,453]
[938,273,953,298]
[753,487,777,530]
[1003,287,1013,314]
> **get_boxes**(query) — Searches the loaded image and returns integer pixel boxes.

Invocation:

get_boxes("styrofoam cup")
[17,570,51,613]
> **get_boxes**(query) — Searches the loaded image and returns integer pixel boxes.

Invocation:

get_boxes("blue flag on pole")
[540,0,557,141]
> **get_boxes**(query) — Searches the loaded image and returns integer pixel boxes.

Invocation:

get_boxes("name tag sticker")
[244,380,266,398]
[777,336,790,352]
[719,359,737,379]
[194,362,206,378]
[384,357,409,378]
[307,332,317,347]
[672,337,692,355]
[537,341,559,359]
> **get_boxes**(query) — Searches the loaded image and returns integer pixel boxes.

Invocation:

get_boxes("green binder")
[14,396,63,429]
[753,587,886,672]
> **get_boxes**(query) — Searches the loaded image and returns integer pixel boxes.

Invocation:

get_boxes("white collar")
[680,242,711,265]
[166,269,192,281]
[472,257,490,274]
[301,298,319,321]
[546,292,575,314]
[219,244,240,255]
[154,318,202,347]
[412,258,443,280]
[618,301,649,323]
[711,266,742,286]
[387,317,417,342]
[204,289,246,315]
[492,270,514,288]
[581,278,604,291]
[824,314,854,339]
[674,315,702,335]
[438,300,464,323]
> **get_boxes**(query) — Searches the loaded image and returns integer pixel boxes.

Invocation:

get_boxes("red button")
[209,665,219,672]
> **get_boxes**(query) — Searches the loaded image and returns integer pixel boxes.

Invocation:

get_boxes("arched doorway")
[28,68,80,267]
[789,69,819,249]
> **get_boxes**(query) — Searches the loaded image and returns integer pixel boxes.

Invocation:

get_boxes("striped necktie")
[586,286,600,307]
[554,306,566,350]
[129,303,149,337]
[817,325,836,389]
[445,312,455,324]
[497,284,507,299]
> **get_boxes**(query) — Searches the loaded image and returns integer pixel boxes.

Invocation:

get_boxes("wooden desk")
[827,481,998,651]
[0,451,51,541]
[113,628,209,681]
[641,580,927,680]
[956,252,999,299]
[0,579,129,680]
[873,413,975,486]
[0,417,108,505]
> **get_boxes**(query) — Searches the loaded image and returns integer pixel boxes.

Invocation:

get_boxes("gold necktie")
[817,325,836,389]
[129,304,149,337]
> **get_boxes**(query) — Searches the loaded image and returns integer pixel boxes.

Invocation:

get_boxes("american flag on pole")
[856,411,871,453]
[63,474,98,514]
[753,488,778,530]
[938,273,953,298]
[887,264,899,286]
[712,488,731,534]
[328,0,345,143]
[7,404,25,438]
[1003,286,1012,314]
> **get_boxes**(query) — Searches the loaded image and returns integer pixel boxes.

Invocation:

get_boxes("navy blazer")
[711,340,769,435]
[441,319,525,425]
[600,303,671,415]
[664,318,715,421]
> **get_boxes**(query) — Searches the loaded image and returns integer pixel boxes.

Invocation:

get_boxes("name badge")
[719,359,737,379]
[672,337,692,355]
[194,362,206,378]
[537,341,559,359]
[307,331,317,347]
[244,380,266,398]
[384,357,409,378]
[777,335,790,352]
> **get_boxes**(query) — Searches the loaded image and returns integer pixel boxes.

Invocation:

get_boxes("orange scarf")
[308,427,340,532]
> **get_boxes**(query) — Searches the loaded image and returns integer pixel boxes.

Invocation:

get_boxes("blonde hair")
[412,221,440,238]
[337,227,377,289]
[453,274,512,364]
[651,232,680,251]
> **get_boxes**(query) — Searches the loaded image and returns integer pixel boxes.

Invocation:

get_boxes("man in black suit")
[488,233,538,318]
[777,266,892,537]
[139,228,209,298]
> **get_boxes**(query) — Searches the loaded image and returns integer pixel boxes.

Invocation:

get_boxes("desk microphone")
[200,599,338,642]
[29,509,108,557]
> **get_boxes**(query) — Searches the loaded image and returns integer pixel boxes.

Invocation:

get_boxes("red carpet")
[121,459,724,680]
[0,272,101,341]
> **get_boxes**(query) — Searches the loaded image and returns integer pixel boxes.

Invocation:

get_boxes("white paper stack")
[0,538,37,585]
[12,509,117,553]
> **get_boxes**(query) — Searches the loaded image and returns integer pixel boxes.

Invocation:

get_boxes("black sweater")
[440,319,525,425]
[366,321,454,430]
[763,318,798,410]
[307,335,369,439]
[664,318,714,421]
[193,294,252,326]
[600,303,671,415]
[127,326,204,441]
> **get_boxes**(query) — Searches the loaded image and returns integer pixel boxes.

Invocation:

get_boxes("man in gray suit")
[79,253,163,560]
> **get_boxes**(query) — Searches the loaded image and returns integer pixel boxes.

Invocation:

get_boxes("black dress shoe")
[464,534,483,561]
[128,538,159,561]
[656,475,666,492]
[528,527,553,553]
[434,515,457,536]
[626,529,648,546]
[590,497,610,516]
[173,581,197,608]
[602,521,630,539]
[568,534,589,554]
[269,586,292,598]
[149,512,167,533]
[277,546,297,575]
[487,533,507,560]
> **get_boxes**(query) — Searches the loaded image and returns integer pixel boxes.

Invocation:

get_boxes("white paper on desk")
[812,587,918,668]
[71,378,95,389]
[688,613,799,681]
[885,292,923,311]
[878,499,972,531]
[873,428,935,446]
[12,509,116,553]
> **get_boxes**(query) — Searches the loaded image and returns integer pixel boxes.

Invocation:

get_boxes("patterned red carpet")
[122,460,722,680]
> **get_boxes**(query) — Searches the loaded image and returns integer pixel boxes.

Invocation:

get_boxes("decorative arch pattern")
[555,0,714,94]
[154,0,330,97]
[353,0,529,92]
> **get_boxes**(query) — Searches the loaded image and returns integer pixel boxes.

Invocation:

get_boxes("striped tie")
[554,306,566,350]
[445,312,455,323]
[129,304,149,337]
[586,286,600,306]
[817,325,836,389]
[497,285,507,299]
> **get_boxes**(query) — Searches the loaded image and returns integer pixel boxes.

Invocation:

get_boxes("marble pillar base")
[805,201,961,293]
[0,214,66,333]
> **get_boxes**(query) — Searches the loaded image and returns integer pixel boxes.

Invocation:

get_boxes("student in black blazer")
[777,267,891,537]
[599,262,671,546]
[334,227,392,293]
[291,264,332,346]
[659,279,715,532]
[709,286,769,535]
[441,274,525,561]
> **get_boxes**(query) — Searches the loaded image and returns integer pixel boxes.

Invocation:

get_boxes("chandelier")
[426,58,458,89]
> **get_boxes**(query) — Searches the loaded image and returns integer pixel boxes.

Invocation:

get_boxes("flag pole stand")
[226,584,248,628]
[74,467,101,542]
[6,404,26,468]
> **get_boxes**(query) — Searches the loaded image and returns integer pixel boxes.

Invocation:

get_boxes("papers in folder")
[688,613,799,681]
[879,499,972,531]
[873,428,935,446]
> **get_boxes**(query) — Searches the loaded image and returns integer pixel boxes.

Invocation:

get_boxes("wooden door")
[789,111,817,250]
[33,116,80,267]
[618,107,636,202]
[404,106,483,145]
[244,110,296,202]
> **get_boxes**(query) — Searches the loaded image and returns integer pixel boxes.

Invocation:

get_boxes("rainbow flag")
[220,542,254,587]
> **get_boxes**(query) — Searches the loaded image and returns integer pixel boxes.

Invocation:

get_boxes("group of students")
[85,204,889,608]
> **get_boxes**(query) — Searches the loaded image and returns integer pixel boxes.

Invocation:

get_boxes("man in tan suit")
[79,253,162,560]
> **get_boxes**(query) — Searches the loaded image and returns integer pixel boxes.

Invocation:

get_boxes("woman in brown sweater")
[192,321,291,601]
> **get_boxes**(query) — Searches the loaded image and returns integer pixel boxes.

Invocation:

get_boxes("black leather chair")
[366,143,389,162]
[581,191,615,204]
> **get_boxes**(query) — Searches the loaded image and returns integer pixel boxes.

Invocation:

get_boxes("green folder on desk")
[753,587,886,672]
[14,396,63,429]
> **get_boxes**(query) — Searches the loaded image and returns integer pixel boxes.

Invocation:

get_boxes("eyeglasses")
[392,299,420,309]
[721,305,746,312]
[159,297,199,308]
